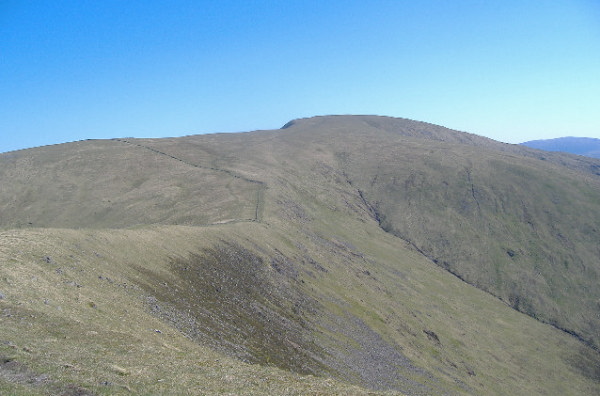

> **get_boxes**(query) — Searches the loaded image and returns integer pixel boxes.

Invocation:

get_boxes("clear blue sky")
[1,0,599,153]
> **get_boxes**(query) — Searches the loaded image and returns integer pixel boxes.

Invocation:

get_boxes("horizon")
[2,1,599,153]
[2,113,600,155]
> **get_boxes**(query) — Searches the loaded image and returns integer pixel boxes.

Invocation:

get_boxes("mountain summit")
[1,115,599,395]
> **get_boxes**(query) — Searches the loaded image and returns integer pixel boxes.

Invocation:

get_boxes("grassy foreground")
[1,222,598,394]
[0,226,403,395]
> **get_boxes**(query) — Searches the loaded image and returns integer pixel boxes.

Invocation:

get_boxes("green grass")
[1,115,599,394]
[0,226,404,395]
[2,223,598,394]
[326,131,600,349]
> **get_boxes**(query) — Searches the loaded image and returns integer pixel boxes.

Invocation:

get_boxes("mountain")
[1,115,599,395]
[521,136,600,158]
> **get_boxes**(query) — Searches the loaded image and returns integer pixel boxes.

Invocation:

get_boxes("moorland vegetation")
[1,115,599,395]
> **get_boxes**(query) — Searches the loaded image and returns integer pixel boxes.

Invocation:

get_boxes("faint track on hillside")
[112,139,265,224]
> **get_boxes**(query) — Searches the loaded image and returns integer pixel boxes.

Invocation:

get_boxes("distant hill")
[521,136,600,158]
[1,115,599,395]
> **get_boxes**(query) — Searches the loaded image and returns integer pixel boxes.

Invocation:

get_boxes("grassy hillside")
[290,118,600,349]
[2,224,597,395]
[0,226,398,395]
[1,115,599,394]
[0,139,261,228]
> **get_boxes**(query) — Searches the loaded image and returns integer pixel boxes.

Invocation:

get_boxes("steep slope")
[0,226,399,395]
[522,136,600,158]
[262,116,600,349]
[2,222,598,395]
[1,115,599,395]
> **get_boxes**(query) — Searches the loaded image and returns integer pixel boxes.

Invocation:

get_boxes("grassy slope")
[0,140,260,228]
[1,115,599,394]
[1,223,597,395]
[0,226,396,395]
[268,115,600,349]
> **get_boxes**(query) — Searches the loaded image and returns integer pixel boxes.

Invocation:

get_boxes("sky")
[1,0,599,153]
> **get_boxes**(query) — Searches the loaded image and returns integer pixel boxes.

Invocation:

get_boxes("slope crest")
[0,139,261,228]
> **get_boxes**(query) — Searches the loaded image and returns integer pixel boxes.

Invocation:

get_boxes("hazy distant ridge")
[521,137,600,158]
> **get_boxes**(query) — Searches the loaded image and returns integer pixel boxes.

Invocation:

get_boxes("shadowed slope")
[261,116,600,349]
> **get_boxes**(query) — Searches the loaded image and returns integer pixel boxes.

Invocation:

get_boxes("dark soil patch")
[137,241,329,376]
